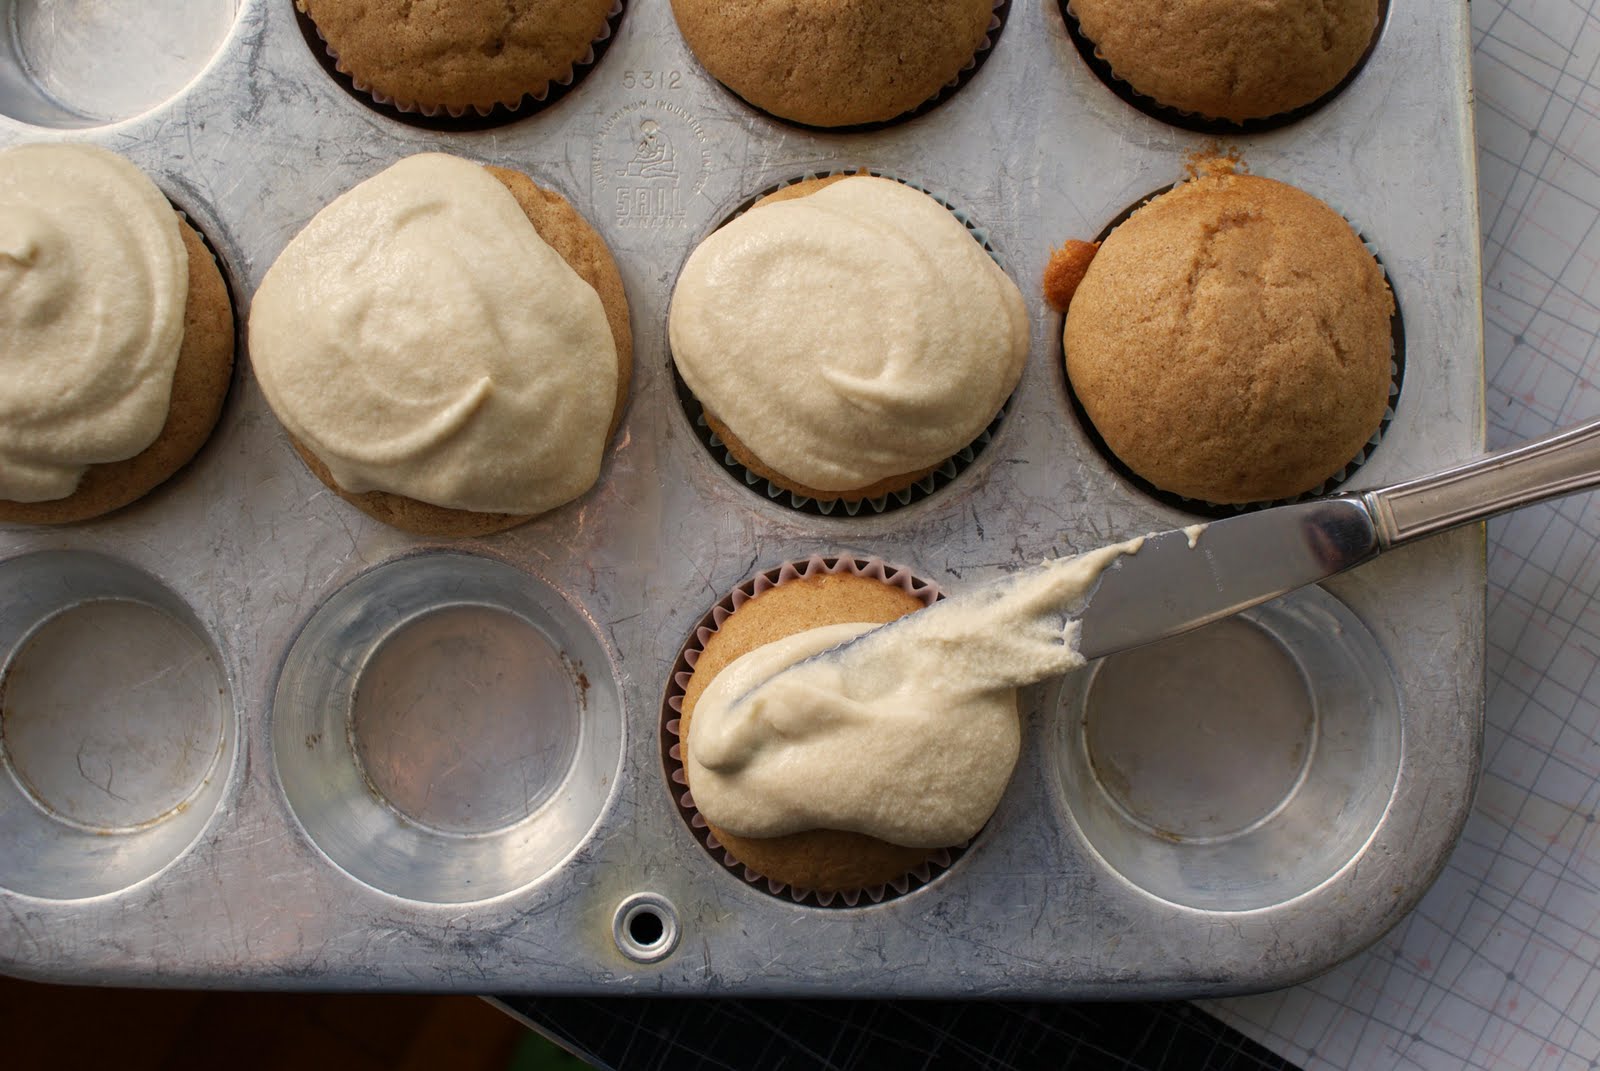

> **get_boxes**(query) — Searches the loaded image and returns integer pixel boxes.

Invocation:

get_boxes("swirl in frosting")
[688,542,1142,848]
[0,143,188,502]
[668,176,1029,492]
[249,153,618,516]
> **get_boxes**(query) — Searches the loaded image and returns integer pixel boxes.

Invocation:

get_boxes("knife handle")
[1362,415,1600,549]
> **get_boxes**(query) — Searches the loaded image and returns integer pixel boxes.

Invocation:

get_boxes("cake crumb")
[1043,240,1100,312]
[1183,143,1247,181]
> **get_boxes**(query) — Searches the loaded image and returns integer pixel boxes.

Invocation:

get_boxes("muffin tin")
[0,0,1483,995]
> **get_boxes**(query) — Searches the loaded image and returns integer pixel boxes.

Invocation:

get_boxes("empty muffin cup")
[0,551,237,900]
[271,552,623,904]
[0,2,240,128]
[1055,585,1401,912]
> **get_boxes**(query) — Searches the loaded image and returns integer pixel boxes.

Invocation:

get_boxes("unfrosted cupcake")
[249,153,631,537]
[671,0,1001,127]
[1069,0,1381,122]
[669,175,1027,505]
[0,144,233,525]
[296,0,619,116]
[1050,161,1394,505]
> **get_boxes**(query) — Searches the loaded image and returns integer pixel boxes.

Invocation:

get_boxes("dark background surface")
[499,995,1303,1070]
[1,972,1300,1070]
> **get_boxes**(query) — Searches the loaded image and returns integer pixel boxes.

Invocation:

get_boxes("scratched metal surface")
[0,0,1484,994]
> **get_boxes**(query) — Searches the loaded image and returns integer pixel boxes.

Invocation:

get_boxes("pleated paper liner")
[660,554,972,909]
[672,168,1016,518]
[1058,0,1390,135]
[171,200,241,369]
[293,0,626,132]
[1061,182,1407,520]
[696,0,1011,134]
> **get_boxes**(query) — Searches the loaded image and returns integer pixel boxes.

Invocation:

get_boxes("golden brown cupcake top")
[298,0,615,113]
[1063,165,1394,504]
[1072,0,1380,121]
[670,0,994,126]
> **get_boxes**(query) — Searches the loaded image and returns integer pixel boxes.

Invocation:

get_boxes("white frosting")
[0,143,188,502]
[249,154,618,515]
[687,541,1143,847]
[667,176,1029,492]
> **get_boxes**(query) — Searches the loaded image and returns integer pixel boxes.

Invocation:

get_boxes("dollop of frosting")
[0,143,187,502]
[687,541,1142,847]
[249,153,617,515]
[668,176,1030,492]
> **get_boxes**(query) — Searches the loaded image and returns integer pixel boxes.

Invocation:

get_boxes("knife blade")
[1075,497,1379,661]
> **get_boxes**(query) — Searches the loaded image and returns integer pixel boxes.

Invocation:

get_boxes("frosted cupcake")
[0,144,233,525]
[670,557,963,899]
[669,175,1028,505]
[670,541,1136,901]
[249,153,631,537]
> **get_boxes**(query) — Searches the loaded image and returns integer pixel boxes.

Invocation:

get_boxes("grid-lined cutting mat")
[1210,1,1600,1067]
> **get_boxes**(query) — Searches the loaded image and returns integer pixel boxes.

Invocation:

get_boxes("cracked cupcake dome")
[296,0,617,114]
[1070,0,1381,122]
[1054,165,1394,506]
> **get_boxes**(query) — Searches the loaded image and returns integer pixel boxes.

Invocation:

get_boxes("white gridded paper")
[1208,1,1600,1068]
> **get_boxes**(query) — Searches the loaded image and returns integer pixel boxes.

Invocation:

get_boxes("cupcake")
[1049,160,1394,505]
[671,557,976,897]
[249,153,631,538]
[296,0,618,115]
[0,144,233,525]
[1069,0,1381,122]
[671,0,1000,127]
[669,175,1028,504]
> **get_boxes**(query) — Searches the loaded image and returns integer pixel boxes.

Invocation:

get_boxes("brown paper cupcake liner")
[1058,0,1389,135]
[295,0,626,131]
[1063,183,1406,518]
[170,204,239,326]
[672,168,1015,517]
[660,554,968,908]
[704,0,1011,134]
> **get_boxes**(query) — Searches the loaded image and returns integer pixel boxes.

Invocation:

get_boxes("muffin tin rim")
[0,0,1484,993]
